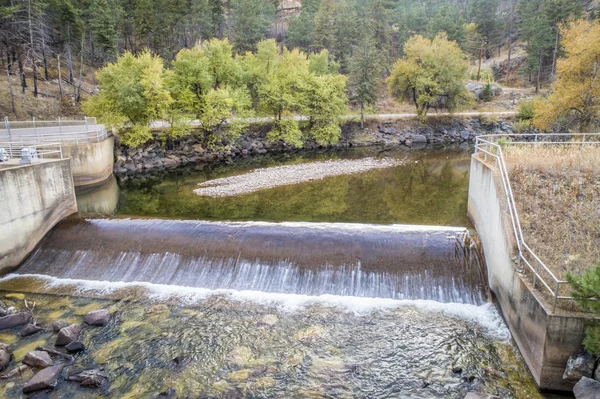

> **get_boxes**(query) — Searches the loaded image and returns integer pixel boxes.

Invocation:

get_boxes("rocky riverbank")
[113,116,516,180]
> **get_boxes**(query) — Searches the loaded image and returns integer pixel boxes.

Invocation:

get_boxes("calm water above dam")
[1,145,546,398]
[113,146,472,226]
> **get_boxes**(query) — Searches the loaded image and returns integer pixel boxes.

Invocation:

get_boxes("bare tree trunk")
[476,42,484,81]
[536,50,543,93]
[76,34,84,102]
[66,26,74,83]
[551,29,559,80]
[506,0,514,86]
[27,0,38,97]
[360,102,364,129]
[6,69,16,115]
[57,54,63,99]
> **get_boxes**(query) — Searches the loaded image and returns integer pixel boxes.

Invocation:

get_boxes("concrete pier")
[0,159,77,274]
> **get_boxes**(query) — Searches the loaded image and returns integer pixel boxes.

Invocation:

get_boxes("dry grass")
[504,145,600,279]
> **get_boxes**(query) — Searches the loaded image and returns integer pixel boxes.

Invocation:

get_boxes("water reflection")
[75,174,120,215]
[117,146,472,226]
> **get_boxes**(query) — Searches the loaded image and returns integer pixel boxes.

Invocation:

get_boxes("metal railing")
[0,141,63,160]
[0,117,107,146]
[474,133,600,312]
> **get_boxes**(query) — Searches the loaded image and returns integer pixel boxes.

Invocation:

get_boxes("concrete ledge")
[468,155,586,393]
[0,159,77,274]
[62,136,114,186]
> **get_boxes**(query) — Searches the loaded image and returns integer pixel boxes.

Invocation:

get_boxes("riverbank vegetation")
[504,145,600,281]
[84,39,347,147]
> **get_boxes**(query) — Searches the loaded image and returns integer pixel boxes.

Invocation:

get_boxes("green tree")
[308,49,339,75]
[169,39,249,146]
[387,33,471,118]
[228,0,275,53]
[82,51,173,147]
[303,73,347,145]
[428,4,466,48]
[313,0,336,52]
[286,0,321,52]
[567,263,600,354]
[348,34,382,127]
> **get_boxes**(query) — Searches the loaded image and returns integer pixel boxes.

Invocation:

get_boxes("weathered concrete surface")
[468,155,586,392]
[62,136,114,186]
[0,159,77,274]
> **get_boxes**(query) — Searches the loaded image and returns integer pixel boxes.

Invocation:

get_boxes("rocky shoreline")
[113,116,516,180]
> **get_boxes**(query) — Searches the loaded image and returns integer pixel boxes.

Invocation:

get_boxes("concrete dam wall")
[468,155,586,392]
[14,217,487,304]
[0,160,77,274]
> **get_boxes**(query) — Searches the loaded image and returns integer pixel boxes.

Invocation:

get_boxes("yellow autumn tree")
[533,19,600,132]
[387,33,471,119]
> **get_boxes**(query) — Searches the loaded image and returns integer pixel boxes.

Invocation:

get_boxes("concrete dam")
[12,216,487,305]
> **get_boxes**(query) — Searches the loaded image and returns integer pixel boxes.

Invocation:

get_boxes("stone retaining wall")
[114,117,515,178]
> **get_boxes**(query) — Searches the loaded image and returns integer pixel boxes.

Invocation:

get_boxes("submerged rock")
[21,323,44,337]
[0,342,11,371]
[52,320,70,332]
[84,309,111,326]
[65,341,85,354]
[23,364,64,393]
[564,352,597,381]
[56,324,82,346]
[574,377,600,399]
[0,312,31,330]
[23,351,53,368]
[66,367,109,389]
[155,388,177,398]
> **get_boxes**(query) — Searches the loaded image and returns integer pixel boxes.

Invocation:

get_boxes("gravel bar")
[195,157,406,197]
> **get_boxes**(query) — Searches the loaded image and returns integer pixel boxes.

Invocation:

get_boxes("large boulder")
[23,351,53,368]
[22,364,64,393]
[55,324,82,346]
[564,352,597,381]
[0,342,11,371]
[574,377,600,399]
[83,309,110,326]
[0,312,31,330]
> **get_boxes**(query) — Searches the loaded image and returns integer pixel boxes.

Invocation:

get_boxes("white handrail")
[474,133,600,312]
[0,118,107,145]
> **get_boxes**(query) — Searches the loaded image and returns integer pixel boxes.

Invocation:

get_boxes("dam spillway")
[13,216,486,304]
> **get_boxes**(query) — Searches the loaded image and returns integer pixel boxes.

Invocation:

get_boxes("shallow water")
[115,146,472,226]
[0,290,542,399]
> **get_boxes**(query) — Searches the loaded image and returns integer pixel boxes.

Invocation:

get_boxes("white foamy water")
[0,273,510,340]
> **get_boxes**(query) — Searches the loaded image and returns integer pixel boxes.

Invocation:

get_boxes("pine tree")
[228,0,275,54]
[348,34,381,127]
[313,0,336,52]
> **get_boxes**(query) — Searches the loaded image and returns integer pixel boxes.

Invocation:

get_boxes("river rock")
[0,312,31,330]
[23,364,64,393]
[155,388,177,398]
[564,352,597,381]
[52,320,70,332]
[84,309,110,326]
[66,367,109,388]
[66,341,85,353]
[574,377,600,399]
[23,351,53,368]
[411,134,427,143]
[463,394,500,399]
[0,342,11,371]
[56,324,82,346]
[21,322,44,337]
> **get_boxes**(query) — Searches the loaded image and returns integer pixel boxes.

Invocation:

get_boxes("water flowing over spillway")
[14,216,486,304]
